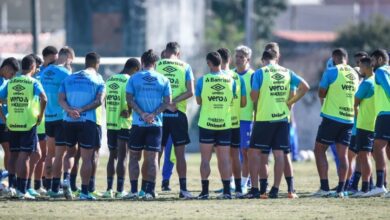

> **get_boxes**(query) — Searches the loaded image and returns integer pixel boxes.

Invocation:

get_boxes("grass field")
[0,153,390,220]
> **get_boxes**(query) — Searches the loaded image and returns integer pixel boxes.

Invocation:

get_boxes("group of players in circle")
[0,41,389,201]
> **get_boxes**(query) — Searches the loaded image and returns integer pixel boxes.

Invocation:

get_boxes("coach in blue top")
[126,49,171,200]
[58,52,105,201]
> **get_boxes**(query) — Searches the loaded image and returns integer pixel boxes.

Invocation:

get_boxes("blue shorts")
[231,128,240,148]
[0,124,9,143]
[45,120,66,146]
[9,126,38,153]
[356,129,374,152]
[316,117,353,146]
[239,121,253,149]
[199,127,231,146]
[63,121,97,149]
[162,110,190,146]
[250,121,289,152]
[349,135,358,154]
[94,125,102,148]
[374,115,390,141]
[128,126,162,152]
[107,129,130,150]
[38,133,47,142]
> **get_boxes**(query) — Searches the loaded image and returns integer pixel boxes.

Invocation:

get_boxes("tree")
[334,16,390,55]
[205,0,287,54]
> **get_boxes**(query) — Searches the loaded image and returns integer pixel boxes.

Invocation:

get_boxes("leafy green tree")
[334,15,390,55]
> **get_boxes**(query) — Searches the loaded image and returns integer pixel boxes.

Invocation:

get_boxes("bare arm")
[58,92,79,119]
[354,97,361,119]
[318,87,327,106]
[240,95,247,108]
[37,92,47,125]
[78,92,105,113]
[287,80,310,108]
[173,80,194,104]
[196,96,202,105]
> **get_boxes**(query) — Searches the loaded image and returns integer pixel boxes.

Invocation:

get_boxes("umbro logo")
[345,73,356,81]
[271,73,285,81]
[211,83,225,91]
[162,66,177,74]
[142,75,157,82]
[12,85,25,92]
[109,83,119,90]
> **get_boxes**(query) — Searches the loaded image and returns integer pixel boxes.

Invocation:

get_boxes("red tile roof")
[273,30,337,43]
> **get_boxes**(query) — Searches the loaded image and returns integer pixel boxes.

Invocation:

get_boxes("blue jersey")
[40,65,71,122]
[126,70,171,127]
[0,77,8,124]
[59,70,105,123]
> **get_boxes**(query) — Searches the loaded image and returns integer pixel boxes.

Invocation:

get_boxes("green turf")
[1,153,390,219]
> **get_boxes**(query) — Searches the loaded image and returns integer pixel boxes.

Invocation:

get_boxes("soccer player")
[234,45,255,193]
[363,49,390,197]
[126,49,171,200]
[196,52,235,199]
[102,58,140,199]
[313,48,359,198]
[346,57,375,197]
[0,58,19,174]
[155,42,194,198]
[264,42,299,199]
[0,55,47,199]
[249,49,309,199]
[217,48,246,198]
[41,47,74,198]
[58,52,105,200]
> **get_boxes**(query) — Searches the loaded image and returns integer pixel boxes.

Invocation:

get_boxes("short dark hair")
[165,42,180,54]
[42,46,58,57]
[85,52,100,68]
[21,55,36,71]
[206,52,222,66]
[122,58,141,72]
[58,46,75,58]
[1,57,19,72]
[141,49,159,67]
[371,49,389,64]
[332,48,348,60]
[29,54,43,66]
[217,48,231,63]
[359,57,372,68]
[262,49,278,61]
[354,51,368,58]
[264,42,280,56]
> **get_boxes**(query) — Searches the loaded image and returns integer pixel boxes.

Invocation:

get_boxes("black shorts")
[38,133,47,142]
[107,129,130,150]
[9,126,38,153]
[199,127,231,146]
[94,125,102,148]
[374,115,390,141]
[349,135,358,154]
[45,120,66,146]
[0,124,9,143]
[250,121,289,152]
[356,129,374,152]
[231,128,240,148]
[128,126,162,152]
[316,117,353,146]
[63,121,97,149]
[162,110,190,147]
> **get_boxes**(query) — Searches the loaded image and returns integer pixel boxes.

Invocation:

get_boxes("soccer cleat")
[383,192,390,198]
[138,190,146,199]
[216,193,232,199]
[17,190,35,200]
[260,193,269,199]
[123,192,138,200]
[144,193,154,200]
[48,190,63,198]
[62,181,74,200]
[36,188,47,196]
[327,191,345,198]
[214,187,235,194]
[311,189,332,197]
[79,193,96,201]
[345,189,358,196]
[102,189,114,199]
[27,188,40,197]
[7,187,17,198]
[287,192,299,199]
[241,186,248,195]
[243,189,260,199]
[89,190,102,198]
[72,188,81,197]
[234,192,244,199]
[361,186,388,198]
[197,192,209,200]
[351,191,366,198]
[179,190,193,199]
[115,191,127,199]
[161,180,171,191]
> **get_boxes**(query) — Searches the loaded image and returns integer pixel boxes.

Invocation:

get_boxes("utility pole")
[31,0,41,54]
[245,0,254,47]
